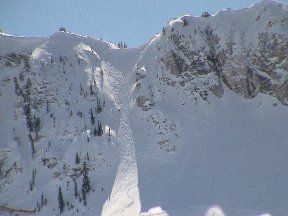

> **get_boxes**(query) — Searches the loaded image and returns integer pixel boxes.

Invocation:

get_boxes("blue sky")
[0,0,287,47]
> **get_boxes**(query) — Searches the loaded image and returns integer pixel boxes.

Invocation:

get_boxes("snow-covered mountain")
[0,1,288,216]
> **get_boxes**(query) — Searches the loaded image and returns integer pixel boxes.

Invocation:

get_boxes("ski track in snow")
[101,62,140,216]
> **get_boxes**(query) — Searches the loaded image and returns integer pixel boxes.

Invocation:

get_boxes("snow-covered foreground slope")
[0,1,288,216]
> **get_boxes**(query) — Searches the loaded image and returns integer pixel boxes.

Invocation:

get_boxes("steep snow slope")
[101,54,141,216]
[0,32,138,216]
[131,1,288,215]
[0,1,288,216]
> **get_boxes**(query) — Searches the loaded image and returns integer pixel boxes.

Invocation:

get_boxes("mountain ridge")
[0,1,288,216]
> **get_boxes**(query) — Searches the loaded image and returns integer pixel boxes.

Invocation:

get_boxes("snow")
[101,57,140,216]
[0,1,288,216]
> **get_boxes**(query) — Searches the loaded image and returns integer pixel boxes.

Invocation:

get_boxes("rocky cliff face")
[135,1,288,107]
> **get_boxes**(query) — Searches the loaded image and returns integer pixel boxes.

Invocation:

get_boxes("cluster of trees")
[117,41,128,48]
[24,103,40,135]
[58,161,91,213]
[162,27,166,34]
[89,104,104,139]
[89,102,104,121]
[201,11,211,17]
[88,96,105,140]
[14,76,41,157]
[24,105,41,157]
[79,80,106,141]
[90,82,96,96]
[9,52,41,156]
[59,27,66,32]
[96,98,104,113]
[181,12,210,28]
[183,19,188,27]
[36,193,48,212]
[75,152,90,165]
[81,161,91,205]
[93,121,104,137]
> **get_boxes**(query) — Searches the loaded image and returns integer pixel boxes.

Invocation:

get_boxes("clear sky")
[0,0,287,47]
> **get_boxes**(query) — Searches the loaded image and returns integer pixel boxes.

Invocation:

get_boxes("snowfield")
[0,1,288,216]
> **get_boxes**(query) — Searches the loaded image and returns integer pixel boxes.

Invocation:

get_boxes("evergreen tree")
[29,181,33,191]
[29,134,35,158]
[90,108,95,125]
[13,77,19,95]
[58,187,65,213]
[108,128,111,142]
[82,161,90,194]
[24,104,33,132]
[41,193,44,206]
[82,187,87,206]
[33,116,41,137]
[80,83,83,95]
[97,121,103,136]
[75,153,80,164]
[26,78,32,90]
[46,100,49,113]
[37,201,41,212]
[81,161,90,206]
[90,83,93,95]
[93,126,97,136]
[73,178,78,198]
[96,98,102,113]
[32,170,35,184]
